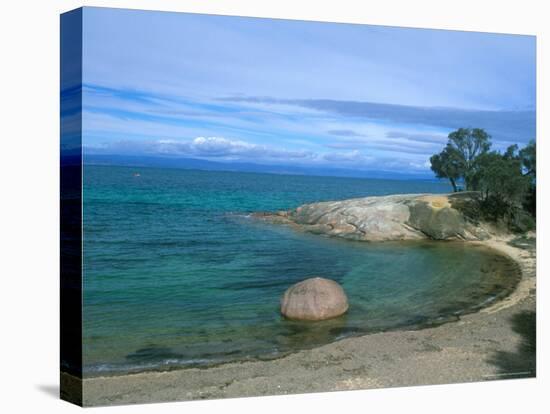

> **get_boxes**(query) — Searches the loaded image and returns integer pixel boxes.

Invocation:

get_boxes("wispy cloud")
[327,129,364,137]
[81,82,534,175]
[77,8,536,176]
[325,140,439,155]
[385,131,448,144]
[220,96,536,144]
[82,8,535,110]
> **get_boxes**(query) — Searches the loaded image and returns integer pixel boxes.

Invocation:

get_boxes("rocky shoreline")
[76,194,536,407]
[254,192,491,242]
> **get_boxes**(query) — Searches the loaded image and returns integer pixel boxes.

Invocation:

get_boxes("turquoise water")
[82,165,519,376]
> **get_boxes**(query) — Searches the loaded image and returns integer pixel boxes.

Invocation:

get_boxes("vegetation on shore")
[430,128,536,232]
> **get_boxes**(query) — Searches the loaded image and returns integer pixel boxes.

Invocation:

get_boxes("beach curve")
[75,194,536,406]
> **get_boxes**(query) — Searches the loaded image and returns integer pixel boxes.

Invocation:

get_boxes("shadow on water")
[487,311,536,379]
[126,346,184,363]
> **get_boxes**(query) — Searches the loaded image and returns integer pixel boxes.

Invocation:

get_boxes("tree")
[430,128,491,192]
[430,131,535,231]
[475,152,529,204]
[519,140,536,215]
[429,144,463,192]
[496,141,536,215]
[446,128,491,190]
[470,150,532,227]
[519,140,536,178]
[503,144,519,160]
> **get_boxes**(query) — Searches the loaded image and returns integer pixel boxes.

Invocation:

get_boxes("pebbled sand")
[79,234,536,407]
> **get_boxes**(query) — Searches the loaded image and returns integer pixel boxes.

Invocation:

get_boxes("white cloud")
[129,136,315,161]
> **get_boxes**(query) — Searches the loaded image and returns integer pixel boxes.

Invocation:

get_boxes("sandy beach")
[73,233,535,407]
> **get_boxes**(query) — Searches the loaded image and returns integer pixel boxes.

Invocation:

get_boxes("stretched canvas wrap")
[60,7,537,407]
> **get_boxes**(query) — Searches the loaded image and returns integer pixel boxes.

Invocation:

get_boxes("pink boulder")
[280,277,349,321]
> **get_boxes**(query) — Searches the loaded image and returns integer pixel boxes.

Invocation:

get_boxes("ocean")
[82,165,518,376]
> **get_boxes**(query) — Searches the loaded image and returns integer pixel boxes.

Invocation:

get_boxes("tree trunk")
[449,178,458,192]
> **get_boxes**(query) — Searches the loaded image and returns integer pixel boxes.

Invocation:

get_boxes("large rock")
[256,193,490,242]
[280,277,349,321]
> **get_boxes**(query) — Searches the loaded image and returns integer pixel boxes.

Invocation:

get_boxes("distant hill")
[83,153,437,181]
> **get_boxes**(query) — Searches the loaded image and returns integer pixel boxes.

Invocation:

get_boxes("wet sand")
[75,234,536,407]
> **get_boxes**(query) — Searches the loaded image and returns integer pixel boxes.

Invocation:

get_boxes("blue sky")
[79,7,536,176]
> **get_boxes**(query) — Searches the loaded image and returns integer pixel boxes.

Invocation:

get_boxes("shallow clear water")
[82,165,519,376]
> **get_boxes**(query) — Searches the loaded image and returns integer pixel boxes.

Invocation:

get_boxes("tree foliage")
[519,140,536,178]
[430,129,536,230]
[521,141,536,216]
[473,151,531,221]
[430,128,491,191]
[429,144,462,192]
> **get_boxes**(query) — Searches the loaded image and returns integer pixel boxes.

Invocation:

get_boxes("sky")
[77,7,536,177]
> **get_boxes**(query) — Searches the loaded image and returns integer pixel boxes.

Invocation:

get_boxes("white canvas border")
[0,1,547,413]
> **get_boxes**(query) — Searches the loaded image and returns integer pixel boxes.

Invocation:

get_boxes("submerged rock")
[257,193,490,242]
[281,277,349,321]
